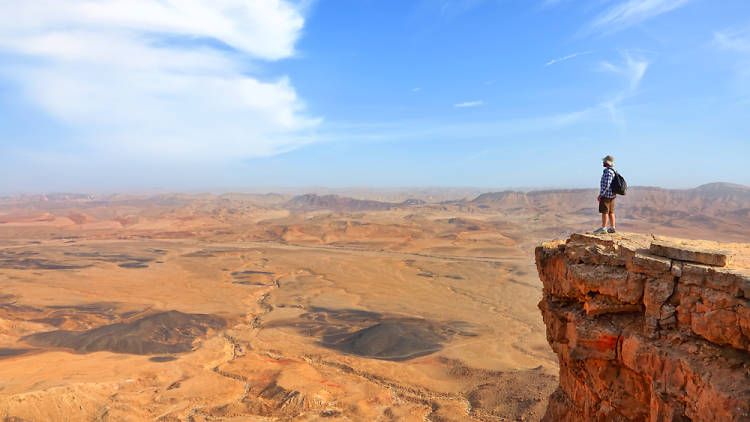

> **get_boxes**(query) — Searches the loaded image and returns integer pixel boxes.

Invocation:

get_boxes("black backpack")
[611,169,627,195]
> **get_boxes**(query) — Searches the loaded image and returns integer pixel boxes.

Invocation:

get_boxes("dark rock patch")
[149,355,177,362]
[0,294,18,304]
[0,249,160,270]
[182,248,248,258]
[63,251,154,266]
[182,250,216,258]
[265,307,473,362]
[0,348,30,358]
[0,302,44,315]
[231,270,274,276]
[321,321,445,361]
[47,302,119,313]
[0,250,91,270]
[118,262,149,268]
[1,301,141,332]
[23,310,226,355]
[231,269,275,285]
[4,415,32,422]
[320,410,342,418]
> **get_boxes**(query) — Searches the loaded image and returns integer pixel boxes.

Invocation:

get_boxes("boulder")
[649,239,733,267]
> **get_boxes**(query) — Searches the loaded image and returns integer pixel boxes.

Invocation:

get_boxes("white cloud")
[714,27,750,53]
[318,107,599,146]
[455,100,485,108]
[545,51,593,67]
[590,0,691,34]
[599,54,649,90]
[0,0,318,161]
[598,54,650,126]
[714,27,750,92]
[412,87,421,92]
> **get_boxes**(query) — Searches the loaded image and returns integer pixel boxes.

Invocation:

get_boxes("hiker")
[594,155,616,234]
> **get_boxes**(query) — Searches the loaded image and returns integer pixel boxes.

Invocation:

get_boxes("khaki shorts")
[599,197,615,214]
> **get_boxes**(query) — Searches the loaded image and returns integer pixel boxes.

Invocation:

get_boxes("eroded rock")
[536,233,750,422]
[650,238,733,267]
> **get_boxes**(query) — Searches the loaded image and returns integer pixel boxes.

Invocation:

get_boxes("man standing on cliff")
[593,155,616,234]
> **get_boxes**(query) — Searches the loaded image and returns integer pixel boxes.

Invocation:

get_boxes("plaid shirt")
[600,167,616,198]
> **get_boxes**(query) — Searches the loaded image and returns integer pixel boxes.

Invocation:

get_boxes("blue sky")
[1,0,749,192]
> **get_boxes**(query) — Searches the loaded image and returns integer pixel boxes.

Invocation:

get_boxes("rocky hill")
[284,194,428,212]
[535,232,750,421]
[469,183,750,215]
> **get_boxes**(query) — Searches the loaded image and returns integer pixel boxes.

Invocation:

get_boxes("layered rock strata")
[536,233,750,421]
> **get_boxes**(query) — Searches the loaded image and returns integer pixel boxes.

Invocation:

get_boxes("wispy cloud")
[714,26,750,91]
[590,0,691,34]
[599,55,649,90]
[545,51,593,67]
[321,107,598,145]
[455,100,485,108]
[598,53,650,126]
[714,27,750,52]
[412,87,422,92]
[0,1,319,161]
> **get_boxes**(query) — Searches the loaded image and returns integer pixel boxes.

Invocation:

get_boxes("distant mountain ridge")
[3,182,748,216]
[462,183,750,219]
[285,194,397,212]
[284,194,430,212]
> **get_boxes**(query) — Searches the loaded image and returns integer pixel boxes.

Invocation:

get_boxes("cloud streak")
[0,0,319,161]
[590,0,691,34]
[714,26,750,92]
[455,100,485,108]
[545,51,593,66]
[598,53,650,126]
[714,27,750,52]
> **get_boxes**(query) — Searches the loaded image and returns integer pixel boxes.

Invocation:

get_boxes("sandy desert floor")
[0,187,747,421]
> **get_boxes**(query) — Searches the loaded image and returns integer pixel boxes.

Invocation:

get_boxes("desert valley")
[0,183,748,421]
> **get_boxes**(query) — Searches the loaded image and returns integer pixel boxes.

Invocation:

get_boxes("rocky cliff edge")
[536,232,750,421]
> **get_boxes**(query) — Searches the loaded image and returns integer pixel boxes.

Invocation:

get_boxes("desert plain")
[0,183,748,421]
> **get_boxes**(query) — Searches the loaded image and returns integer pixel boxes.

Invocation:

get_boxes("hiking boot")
[608,227,616,233]
[592,227,607,235]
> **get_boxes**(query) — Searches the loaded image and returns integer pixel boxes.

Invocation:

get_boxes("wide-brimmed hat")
[602,155,614,166]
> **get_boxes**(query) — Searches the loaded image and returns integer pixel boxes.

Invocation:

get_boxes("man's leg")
[595,199,610,234]
[609,213,615,228]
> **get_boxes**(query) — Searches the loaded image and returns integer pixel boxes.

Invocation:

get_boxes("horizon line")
[1,182,745,198]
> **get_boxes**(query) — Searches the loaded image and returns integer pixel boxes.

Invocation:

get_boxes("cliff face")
[536,233,750,421]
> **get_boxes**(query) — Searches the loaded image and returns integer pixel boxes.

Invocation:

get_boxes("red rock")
[537,233,750,422]
[650,239,733,267]
[584,294,643,316]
